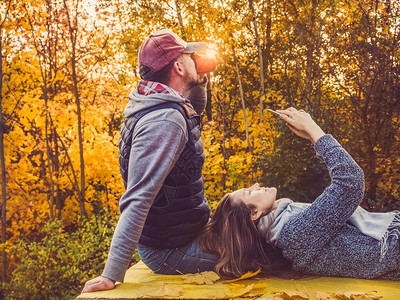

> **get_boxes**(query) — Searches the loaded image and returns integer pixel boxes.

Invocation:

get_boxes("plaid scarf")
[137,80,191,103]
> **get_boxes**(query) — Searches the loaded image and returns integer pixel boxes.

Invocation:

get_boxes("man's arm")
[82,109,188,293]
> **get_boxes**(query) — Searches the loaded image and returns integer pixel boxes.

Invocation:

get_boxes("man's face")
[179,53,204,88]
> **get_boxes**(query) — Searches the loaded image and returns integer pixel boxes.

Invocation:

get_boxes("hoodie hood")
[124,88,188,119]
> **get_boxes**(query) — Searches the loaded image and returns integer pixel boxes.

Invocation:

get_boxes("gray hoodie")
[101,80,208,282]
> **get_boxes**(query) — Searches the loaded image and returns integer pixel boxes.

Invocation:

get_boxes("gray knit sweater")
[277,134,400,280]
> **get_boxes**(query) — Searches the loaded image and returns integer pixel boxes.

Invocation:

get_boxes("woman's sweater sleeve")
[278,134,365,251]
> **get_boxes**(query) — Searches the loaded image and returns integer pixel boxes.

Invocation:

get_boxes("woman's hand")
[276,107,325,144]
[81,276,115,293]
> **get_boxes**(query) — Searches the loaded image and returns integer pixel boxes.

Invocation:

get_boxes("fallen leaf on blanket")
[245,292,265,298]
[200,283,254,298]
[229,283,254,297]
[255,297,287,300]
[200,287,227,298]
[334,290,382,300]
[272,289,382,300]
[275,289,336,299]
[225,268,261,283]
[137,283,183,297]
[181,271,220,285]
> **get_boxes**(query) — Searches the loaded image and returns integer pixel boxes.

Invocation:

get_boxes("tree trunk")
[1,1,13,282]
[174,0,186,38]
[216,92,227,190]
[232,43,252,154]
[0,22,7,284]
[304,0,318,110]
[249,0,265,123]
[64,0,87,218]
[205,78,212,121]
[265,0,272,83]
[44,79,55,220]
[73,51,87,218]
[365,142,379,210]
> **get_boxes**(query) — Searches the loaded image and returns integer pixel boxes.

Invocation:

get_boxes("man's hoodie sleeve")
[187,77,208,115]
[102,109,188,282]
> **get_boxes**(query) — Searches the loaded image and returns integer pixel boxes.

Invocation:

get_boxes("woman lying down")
[198,107,399,281]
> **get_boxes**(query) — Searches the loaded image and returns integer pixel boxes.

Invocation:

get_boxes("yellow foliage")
[2,77,127,251]
[202,99,278,210]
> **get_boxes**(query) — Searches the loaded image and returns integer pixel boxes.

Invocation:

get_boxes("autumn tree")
[0,0,13,285]
[0,0,46,283]
[23,0,67,220]
[328,0,400,210]
[3,0,124,281]
[248,0,266,122]
[61,0,88,217]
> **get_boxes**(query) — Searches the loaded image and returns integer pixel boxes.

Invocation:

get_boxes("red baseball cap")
[138,29,208,80]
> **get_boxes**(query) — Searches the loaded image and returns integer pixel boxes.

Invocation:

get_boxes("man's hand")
[81,276,115,293]
[197,73,207,84]
[277,107,325,144]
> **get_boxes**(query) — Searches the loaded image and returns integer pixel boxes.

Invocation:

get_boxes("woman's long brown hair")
[198,193,291,279]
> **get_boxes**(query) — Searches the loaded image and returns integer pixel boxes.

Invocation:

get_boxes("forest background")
[1,0,399,299]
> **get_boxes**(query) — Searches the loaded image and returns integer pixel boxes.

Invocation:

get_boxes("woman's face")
[231,183,277,221]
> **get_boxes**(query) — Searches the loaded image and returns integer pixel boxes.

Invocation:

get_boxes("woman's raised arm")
[276,107,325,144]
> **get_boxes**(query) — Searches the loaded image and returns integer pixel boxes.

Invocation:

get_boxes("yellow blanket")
[78,261,400,299]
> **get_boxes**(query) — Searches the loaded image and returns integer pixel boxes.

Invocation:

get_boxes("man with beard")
[82,29,217,293]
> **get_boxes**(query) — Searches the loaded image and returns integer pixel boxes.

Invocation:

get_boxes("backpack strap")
[119,102,195,189]
[133,102,190,122]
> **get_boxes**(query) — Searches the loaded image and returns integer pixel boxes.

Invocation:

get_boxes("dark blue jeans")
[137,237,218,275]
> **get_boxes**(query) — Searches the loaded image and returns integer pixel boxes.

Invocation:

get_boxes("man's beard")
[186,74,202,90]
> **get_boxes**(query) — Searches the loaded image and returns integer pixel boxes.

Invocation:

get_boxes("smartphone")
[266,108,281,116]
